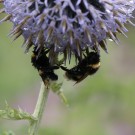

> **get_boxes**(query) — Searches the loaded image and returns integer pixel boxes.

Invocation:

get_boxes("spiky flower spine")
[0,0,135,63]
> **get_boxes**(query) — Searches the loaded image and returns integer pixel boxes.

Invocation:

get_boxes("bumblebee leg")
[51,66,59,70]
[60,66,70,72]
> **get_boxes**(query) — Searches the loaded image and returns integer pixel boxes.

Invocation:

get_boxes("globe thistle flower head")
[0,0,135,64]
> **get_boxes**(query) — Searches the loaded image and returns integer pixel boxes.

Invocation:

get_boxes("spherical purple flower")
[0,0,135,63]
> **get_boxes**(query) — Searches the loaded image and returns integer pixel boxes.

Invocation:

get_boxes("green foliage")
[0,102,36,121]
[51,82,69,106]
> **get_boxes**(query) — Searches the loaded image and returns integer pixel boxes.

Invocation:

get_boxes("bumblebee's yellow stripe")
[89,62,100,69]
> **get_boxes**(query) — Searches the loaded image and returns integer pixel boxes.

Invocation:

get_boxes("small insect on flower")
[31,47,59,85]
[60,52,100,84]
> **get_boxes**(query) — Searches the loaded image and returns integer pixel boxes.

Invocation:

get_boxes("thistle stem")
[29,82,49,135]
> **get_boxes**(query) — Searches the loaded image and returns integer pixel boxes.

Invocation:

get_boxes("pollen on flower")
[0,0,135,64]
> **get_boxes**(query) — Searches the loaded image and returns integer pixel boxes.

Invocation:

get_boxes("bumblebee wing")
[74,72,89,85]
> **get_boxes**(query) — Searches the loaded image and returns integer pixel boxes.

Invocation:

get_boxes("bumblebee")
[31,47,59,85]
[60,52,100,84]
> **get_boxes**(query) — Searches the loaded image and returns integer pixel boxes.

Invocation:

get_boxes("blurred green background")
[0,13,135,135]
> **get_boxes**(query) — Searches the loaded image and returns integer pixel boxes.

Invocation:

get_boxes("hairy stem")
[28,82,49,135]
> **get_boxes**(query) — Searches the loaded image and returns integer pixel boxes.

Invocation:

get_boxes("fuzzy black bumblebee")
[60,52,100,84]
[31,47,59,84]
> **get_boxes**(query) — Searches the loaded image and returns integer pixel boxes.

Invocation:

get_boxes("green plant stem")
[29,82,49,135]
